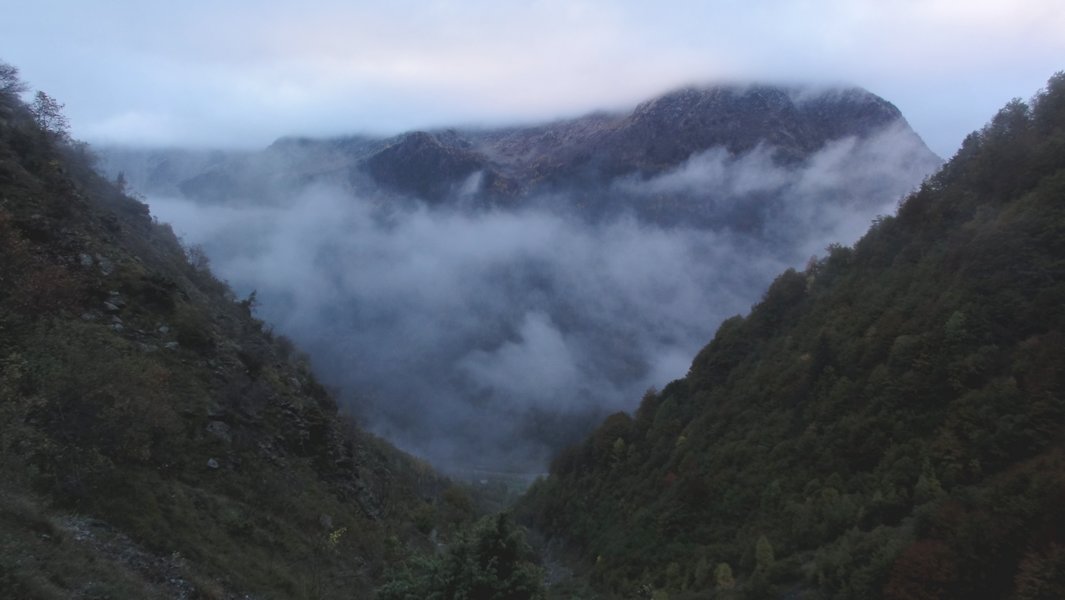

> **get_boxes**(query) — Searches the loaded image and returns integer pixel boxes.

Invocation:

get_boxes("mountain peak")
[631,83,795,120]
[617,83,910,169]
[365,130,491,202]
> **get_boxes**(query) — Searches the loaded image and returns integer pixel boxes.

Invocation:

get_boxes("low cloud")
[144,123,936,473]
[615,121,938,255]
[152,191,760,470]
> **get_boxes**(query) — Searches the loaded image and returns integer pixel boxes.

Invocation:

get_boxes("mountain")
[517,73,1065,599]
[100,83,939,223]
[7,55,1059,600]
[0,65,475,599]
[95,83,942,475]
[463,85,914,185]
[456,84,937,226]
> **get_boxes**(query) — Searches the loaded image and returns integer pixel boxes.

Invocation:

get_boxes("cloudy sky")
[2,0,1062,156]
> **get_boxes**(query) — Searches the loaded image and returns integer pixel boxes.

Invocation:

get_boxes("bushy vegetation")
[518,73,1065,599]
[0,59,470,599]
[379,513,545,600]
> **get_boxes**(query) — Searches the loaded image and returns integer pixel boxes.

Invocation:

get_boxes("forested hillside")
[519,73,1065,599]
[0,64,475,599]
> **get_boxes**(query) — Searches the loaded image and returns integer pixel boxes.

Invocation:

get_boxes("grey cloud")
[144,123,936,473]
[616,121,939,254]
[460,312,581,402]
[152,190,767,470]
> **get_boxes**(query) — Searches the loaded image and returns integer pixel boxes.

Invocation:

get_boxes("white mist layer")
[145,123,936,471]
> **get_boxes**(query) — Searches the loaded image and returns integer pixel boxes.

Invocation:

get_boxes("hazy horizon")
[2,1,1063,157]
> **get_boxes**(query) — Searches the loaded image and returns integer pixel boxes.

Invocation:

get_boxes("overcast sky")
[1,0,1062,156]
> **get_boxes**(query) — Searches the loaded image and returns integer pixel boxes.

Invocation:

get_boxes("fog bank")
[143,126,936,472]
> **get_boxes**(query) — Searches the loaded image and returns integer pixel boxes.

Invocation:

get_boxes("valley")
[2,47,1063,599]
[99,84,940,474]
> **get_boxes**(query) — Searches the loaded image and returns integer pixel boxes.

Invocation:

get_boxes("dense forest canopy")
[518,72,1065,600]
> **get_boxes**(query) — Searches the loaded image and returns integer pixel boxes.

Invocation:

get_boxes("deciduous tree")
[0,60,27,102]
[31,90,70,141]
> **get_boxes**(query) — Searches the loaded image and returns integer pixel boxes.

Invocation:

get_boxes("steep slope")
[466,84,917,186]
[518,74,1065,599]
[0,69,467,599]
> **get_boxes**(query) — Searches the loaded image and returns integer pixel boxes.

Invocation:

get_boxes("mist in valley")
[127,123,936,474]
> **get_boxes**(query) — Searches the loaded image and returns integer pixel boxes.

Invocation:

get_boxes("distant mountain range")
[101,83,938,224]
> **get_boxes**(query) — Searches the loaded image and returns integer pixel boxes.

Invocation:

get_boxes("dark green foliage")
[0,62,457,598]
[379,513,546,600]
[518,73,1065,599]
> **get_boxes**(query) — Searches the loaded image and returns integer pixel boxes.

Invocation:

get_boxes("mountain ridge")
[95,81,942,474]
[517,72,1065,600]
[100,82,937,213]
[0,62,473,599]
